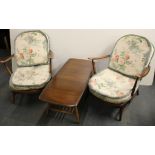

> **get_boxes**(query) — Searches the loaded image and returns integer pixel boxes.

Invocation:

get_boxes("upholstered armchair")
[0,30,53,103]
[88,34,154,121]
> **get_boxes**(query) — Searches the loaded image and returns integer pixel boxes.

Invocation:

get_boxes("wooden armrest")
[0,54,14,63]
[0,54,14,75]
[48,50,54,59]
[88,54,110,61]
[88,54,110,74]
[137,66,150,78]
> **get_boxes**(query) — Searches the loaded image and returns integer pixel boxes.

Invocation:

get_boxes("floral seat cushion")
[10,65,51,87]
[89,68,137,100]
[15,31,49,66]
[89,89,133,104]
[109,35,152,77]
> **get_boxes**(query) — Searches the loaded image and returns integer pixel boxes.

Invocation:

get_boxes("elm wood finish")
[39,58,93,123]
[0,51,54,104]
[88,54,111,74]
[0,54,14,75]
[88,55,150,121]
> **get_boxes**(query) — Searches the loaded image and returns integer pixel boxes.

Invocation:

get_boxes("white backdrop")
[10,29,155,85]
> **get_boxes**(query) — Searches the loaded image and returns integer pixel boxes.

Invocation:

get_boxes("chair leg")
[136,89,139,96]
[74,106,80,123]
[118,106,124,121]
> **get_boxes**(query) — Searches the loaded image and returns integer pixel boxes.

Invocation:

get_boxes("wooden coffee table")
[39,58,92,123]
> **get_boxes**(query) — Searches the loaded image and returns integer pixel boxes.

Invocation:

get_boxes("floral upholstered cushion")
[89,89,133,104]
[89,68,137,100]
[109,35,152,77]
[9,79,47,91]
[11,65,51,87]
[15,31,49,66]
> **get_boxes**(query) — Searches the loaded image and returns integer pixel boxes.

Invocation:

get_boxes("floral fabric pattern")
[109,35,152,77]
[15,31,49,66]
[90,89,133,104]
[89,69,137,99]
[11,65,51,87]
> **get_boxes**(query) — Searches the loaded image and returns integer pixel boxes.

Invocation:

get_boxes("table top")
[39,58,92,107]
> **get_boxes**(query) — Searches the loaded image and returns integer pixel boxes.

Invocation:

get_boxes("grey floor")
[0,65,155,126]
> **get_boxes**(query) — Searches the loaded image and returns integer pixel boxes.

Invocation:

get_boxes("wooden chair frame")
[0,50,54,104]
[88,54,150,121]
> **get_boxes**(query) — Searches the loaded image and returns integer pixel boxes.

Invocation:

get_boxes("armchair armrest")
[0,54,14,75]
[0,54,14,64]
[88,54,111,74]
[88,54,110,61]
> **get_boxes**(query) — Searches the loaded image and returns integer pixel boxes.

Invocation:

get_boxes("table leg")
[74,106,80,123]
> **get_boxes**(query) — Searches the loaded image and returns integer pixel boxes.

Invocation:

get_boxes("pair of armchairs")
[0,30,53,103]
[88,34,154,121]
[0,31,154,122]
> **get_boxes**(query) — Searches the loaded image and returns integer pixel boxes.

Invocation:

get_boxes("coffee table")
[39,58,92,123]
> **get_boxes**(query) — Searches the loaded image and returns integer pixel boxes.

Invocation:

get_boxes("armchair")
[88,34,154,121]
[0,30,53,104]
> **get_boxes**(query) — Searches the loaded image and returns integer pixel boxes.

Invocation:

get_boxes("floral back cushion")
[15,31,49,66]
[109,34,153,77]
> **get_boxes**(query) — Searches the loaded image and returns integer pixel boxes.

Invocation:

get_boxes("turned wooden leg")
[118,106,125,121]
[74,106,80,123]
